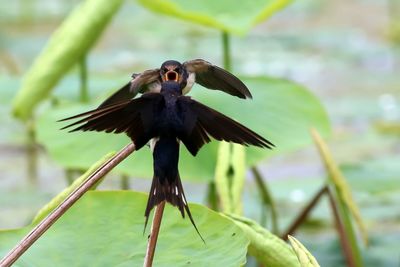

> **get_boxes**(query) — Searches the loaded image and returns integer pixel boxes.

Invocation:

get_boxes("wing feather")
[183,59,252,99]
[97,69,160,108]
[178,96,273,156]
[60,93,164,150]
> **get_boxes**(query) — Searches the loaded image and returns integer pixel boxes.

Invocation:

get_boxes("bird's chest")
[156,97,183,134]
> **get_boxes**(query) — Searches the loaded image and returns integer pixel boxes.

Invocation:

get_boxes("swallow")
[98,59,252,108]
[59,81,273,242]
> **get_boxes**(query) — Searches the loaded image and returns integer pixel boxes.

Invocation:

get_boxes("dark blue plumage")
[60,81,273,242]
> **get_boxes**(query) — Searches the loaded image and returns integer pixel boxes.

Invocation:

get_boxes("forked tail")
[144,173,205,243]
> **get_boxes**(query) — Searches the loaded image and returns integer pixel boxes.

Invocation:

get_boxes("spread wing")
[97,82,133,108]
[183,59,252,99]
[60,93,164,150]
[98,69,160,108]
[130,68,161,95]
[177,96,273,156]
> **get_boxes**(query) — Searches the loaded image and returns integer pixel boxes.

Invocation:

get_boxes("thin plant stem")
[251,167,279,234]
[143,201,166,267]
[222,31,231,71]
[260,200,267,227]
[206,181,218,210]
[337,204,363,267]
[0,143,136,267]
[281,185,328,240]
[327,187,356,267]
[79,56,89,103]
[26,118,38,185]
[311,128,364,266]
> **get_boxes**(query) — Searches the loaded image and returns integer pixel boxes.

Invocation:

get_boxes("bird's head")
[160,60,185,83]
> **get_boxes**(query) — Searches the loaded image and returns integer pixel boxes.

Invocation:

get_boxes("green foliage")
[230,144,246,213]
[214,142,232,211]
[12,0,124,121]
[138,0,292,35]
[0,191,249,266]
[226,214,299,267]
[311,129,366,267]
[37,76,330,181]
[214,142,245,214]
[252,167,279,233]
[3,1,328,265]
[311,129,368,245]
[288,235,320,267]
[343,156,400,194]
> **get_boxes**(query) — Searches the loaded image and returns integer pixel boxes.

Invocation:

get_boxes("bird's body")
[60,81,273,241]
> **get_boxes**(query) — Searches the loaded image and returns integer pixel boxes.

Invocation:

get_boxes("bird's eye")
[175,67,180,72]
[163,67,168,72]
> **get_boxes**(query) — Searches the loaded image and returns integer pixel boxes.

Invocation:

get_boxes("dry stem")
[281,185,328,240]
[143,201,166,267]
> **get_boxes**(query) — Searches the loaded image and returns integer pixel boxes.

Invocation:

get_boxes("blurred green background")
[0,0,399,266]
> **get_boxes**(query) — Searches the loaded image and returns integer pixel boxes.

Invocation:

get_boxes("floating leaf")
[36,76,330,181]
[288,235,320,267]
[0,191,249,266]
[12,0,124,120]
[226,214,299,267]
[311,129,368,245]
[343,157,400,194]
[31,152,115,224]
[138,0,292,35]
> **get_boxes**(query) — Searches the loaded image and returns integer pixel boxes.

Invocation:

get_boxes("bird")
[97,59,252,108]
[59,81,273,242]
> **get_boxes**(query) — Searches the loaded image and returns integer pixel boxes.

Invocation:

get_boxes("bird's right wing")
[129,68,161,94]
[60,93,164,150]
[177,96,274,156]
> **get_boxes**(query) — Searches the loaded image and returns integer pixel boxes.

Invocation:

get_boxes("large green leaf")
[138,0,292,35]
[226,214,299,267]
[12,0,124,121]
[36,76,330,181]
[0,191,248,266]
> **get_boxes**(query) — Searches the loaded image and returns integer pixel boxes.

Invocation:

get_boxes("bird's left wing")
[183,59,252,99]
[177,96,274,156]
[60,93,164,150]
[97,82,133,108]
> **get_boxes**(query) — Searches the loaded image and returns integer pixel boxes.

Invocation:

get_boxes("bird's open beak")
[164,71,179,82]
